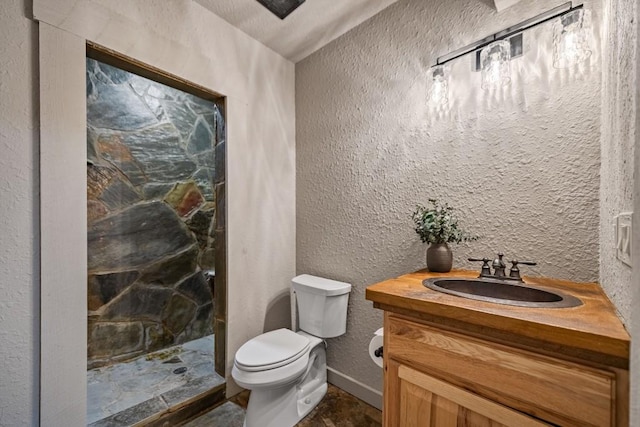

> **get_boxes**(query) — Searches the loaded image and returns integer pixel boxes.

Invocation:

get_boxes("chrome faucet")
[492,253,506,277]
[469,253,536,282]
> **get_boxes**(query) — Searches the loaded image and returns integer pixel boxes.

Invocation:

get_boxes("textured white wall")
[0,0,40,425]
[296,0,602,393]
[600,0,635,324]
[600,0,637,420]
[633,0,640,415]
[630,0,640,424]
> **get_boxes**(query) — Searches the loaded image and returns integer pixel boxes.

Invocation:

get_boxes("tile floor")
[185,384,382,427]
[87,335,224,426]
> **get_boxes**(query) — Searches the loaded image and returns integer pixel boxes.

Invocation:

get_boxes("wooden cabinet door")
[397,365,551,427]
[387,314,615,426]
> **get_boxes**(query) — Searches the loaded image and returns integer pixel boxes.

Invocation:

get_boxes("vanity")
[365,270,630,427]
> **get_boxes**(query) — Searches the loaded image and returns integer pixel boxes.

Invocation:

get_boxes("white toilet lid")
[235,329,310,372]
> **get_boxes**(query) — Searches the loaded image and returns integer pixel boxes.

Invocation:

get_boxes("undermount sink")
[423,277,582,308]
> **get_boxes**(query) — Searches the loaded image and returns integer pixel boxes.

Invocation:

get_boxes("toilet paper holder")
[374,346,383,358]
[369,328,384,368]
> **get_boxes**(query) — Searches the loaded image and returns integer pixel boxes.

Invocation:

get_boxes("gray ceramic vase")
[426,243,453,272]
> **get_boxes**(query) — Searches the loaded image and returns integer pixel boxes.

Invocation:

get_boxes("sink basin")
[423,277,582,308]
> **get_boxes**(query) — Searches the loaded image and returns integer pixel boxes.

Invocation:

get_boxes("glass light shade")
[429,65,449,105]
[481,40,511,89]
[553,9,592,68]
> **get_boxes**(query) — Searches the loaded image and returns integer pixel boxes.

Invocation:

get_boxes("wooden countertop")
[366,270,630,368]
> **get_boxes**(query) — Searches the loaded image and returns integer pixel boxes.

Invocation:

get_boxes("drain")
[173,367,187,375]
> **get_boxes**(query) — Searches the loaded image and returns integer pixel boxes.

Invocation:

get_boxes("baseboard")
[326,367,382,410]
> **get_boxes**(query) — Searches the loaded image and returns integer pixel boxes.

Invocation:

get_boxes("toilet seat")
[234,328,310,372]
[232,351,310,389]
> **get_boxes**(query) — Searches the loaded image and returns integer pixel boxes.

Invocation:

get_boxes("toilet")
[231,274,351,427]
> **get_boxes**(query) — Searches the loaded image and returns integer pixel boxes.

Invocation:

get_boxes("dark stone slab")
[88,396,167,427]
[87,163,142,220]
[88,321,144,358]
[144,94,164,119]
[138,245,199,287]
[215,104,225,144]
[176,273,213,306]
[214,140,225,184]
[87,127,99,163]
[88,200,109,223]
[162,100,198,140]
[182,402,244,427]
[164,181,204,217]
[163,293,197,334]
[87,58,114,85]
[144,322,175,353]
[214,317,226,375]
[202,112,216,136]
[87,75,96,100]
[213,229,226,319]
[88,201,196,272]
[146,81,184,101]
[116,123,197,183]
[193,149,215,169]
[99,178,142,211]
[185,206,214,250]
[187,303,214,340]
[142,157,197,185]
[102,284,173,321]
[95,133,147,186]
[143,182,175,200]
[98,61,132,84]
[128,74,150,97]
[215,182,225,231]
[191,168,214,201]
[198,248,215,271]
[88,82,159,131]
[186,117,214,155]
[161,375,225,408]
[115,121,181,148]
[87,162,118,200]
[196,302,214,321]
[188,97,218,115]
[88,271,139,311]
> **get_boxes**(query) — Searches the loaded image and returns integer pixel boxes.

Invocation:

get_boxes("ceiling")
[194,0,400,63]
[493,0,524,12]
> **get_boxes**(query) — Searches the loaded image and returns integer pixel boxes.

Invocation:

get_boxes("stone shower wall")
[86,58,224,368]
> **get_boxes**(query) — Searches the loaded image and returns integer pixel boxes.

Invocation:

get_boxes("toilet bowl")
[231,275,351,427]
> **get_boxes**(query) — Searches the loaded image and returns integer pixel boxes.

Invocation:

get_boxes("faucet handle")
[468,257,491,277]
[509,260,537,281]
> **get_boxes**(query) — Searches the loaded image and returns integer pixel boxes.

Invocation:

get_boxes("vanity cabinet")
[366,270,630,427]
[384,313,618,427]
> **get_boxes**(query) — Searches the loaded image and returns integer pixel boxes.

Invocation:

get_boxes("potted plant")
[412,199,477,272]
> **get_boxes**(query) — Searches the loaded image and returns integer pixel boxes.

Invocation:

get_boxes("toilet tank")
[292,274,351,338]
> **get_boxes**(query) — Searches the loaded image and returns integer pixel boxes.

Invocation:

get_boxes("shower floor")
[87,335,224,427]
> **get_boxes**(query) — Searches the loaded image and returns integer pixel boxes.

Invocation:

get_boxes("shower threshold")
[87,335,224,427]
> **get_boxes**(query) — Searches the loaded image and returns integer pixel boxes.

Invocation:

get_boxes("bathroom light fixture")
[431,2,586,71]
[429,65,449,105]
[553,8,592,68]
[481,40,511,89]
